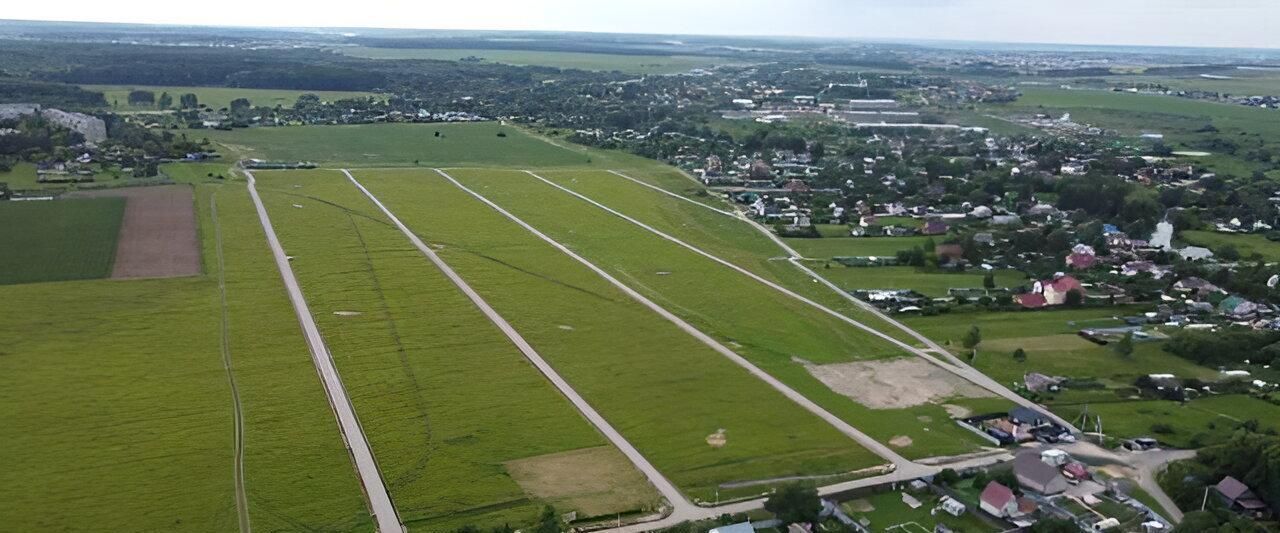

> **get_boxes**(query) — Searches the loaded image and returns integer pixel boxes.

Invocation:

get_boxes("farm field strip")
[349,167,888,502]
[341,169,693,516]
[426,168,915,471]
[209,194,251,533]
[528,169,1074,431]
[244,171,402,533]
[256,169,660,529]
[443,168,1001,459]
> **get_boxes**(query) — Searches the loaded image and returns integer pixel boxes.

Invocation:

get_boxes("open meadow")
[1054,395,1280,448]
[338,47,732,74]
[1180,230,1280,262]
[0,182,379,531]
[0,197,123,284]
[811,265,1027,297]
[786,235,934,259]
[989,87,1280,176]
[84,84,380,111]
[446,168,998,459]
[198,123,596,167]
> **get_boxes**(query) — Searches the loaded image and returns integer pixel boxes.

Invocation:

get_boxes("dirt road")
[599,170,1079,432]
[245,171,403,533]
[210,193,251,533]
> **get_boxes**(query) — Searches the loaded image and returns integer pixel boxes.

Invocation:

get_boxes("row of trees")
[123,90,198,110]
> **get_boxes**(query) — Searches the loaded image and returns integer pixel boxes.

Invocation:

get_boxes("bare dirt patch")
[706,429,727,448]
[889,435,913,448]
[505,446,657,517]
[804,357,992,409]
[943,404,973,418]
[69,185,200,279]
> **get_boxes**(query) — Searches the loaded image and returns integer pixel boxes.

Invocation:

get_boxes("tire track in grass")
[210,191,251,533]
[341,168,699,522]
[345,213,435,490]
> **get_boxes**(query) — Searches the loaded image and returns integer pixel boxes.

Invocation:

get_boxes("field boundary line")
[244,170,404,533]
[605,170,738,217]
[427,168,922,459]
[342,169,697,520]
[550,170,1079,432]
[210,192,251,533]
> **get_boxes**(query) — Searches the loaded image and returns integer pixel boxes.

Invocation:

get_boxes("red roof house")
[979,481,1017,518]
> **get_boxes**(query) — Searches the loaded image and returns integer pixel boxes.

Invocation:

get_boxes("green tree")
[179,93,198,109]
[1064,288,1084,307]
[763,484,822,526]
[157,91,173,110]
[962,325,982,359]
[229,98,252,113]
[127,90,155,106]
[1114,332,1134,358]
[531,505,560,533]
[983,272,996,289]
[1013,348,1027,362]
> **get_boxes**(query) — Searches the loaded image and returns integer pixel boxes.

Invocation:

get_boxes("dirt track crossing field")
[71,185,202,279]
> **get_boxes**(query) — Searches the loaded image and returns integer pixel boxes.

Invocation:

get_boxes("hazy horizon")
[4,0,1278,50]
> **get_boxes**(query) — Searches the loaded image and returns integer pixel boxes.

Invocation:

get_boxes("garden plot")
[69,185,201,279]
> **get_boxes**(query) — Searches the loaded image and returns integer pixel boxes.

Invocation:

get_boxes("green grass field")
[196,123,599,167]
[256,169,662,528]
[992,87,1280,176]
[786,235,934,259]
[85,84,380,111]
[445,168,995,459]
[812,265,1026,297]
[1181,230,1280,261]
[1054,395,1280,449]
[0,183,387,531]
[338,47,732,74]
[346,168,891,502]
[841,490,996,532]
[0,198,123,284]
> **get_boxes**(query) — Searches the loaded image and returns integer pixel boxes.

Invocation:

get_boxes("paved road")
[210,193,252,533]
[343,169,699,520]
[245,171,403,533]
[1061,441,1195,523]
[603,170,1079,433]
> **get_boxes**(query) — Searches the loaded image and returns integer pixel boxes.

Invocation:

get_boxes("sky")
[5,0,1278,49]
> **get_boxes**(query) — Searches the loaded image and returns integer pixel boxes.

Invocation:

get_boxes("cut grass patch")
[0,197,123,284]
[1052,395,1280,449]
[256,170,656,529]
[812,265,1026,297]
[351,168,886,500]
[505,446,658,518]
[197,123,592,167]
[786,235,933,259]
[1181,230,1280,262]
[444,168,995,459]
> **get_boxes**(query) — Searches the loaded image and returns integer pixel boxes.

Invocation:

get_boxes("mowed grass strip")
[255,170,648,529]
[445,169,993,459]
[0,197,123,285]
[200,184,374,531]
[0,276,235,531]
[198,123,592,168]
[355,168,884,500]
[537,170,923,348]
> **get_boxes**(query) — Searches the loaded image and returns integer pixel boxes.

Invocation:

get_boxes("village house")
[1066,243,1097,270]
[1014,453,1069,495]
[979,481,1018,518]
[1015,273,1083,309]
[1214,476,1270,519]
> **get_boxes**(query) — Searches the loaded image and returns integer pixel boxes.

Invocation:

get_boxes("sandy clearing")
[889,435,913,448]
[69,185,200,279]
[506,446,659,517]
[805,357,993,409]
